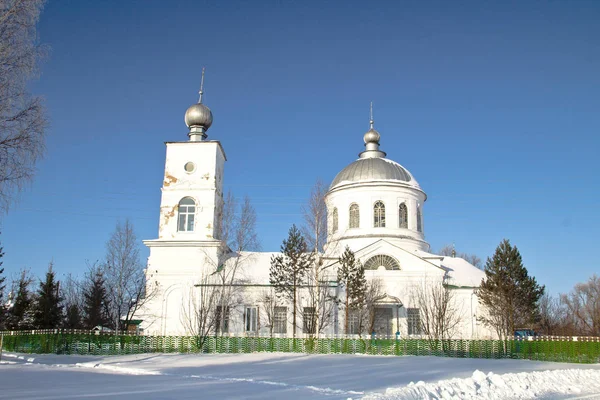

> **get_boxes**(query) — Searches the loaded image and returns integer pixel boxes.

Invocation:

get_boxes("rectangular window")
[407,308,422,335]
[215,306,229,334]
[273,306,287,334]
[187,214,194,231]
[348,311,360,334]
[245,306,258,333]
[303,307,316,334]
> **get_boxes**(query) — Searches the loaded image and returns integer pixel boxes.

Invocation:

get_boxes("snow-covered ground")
[1,352,600,399]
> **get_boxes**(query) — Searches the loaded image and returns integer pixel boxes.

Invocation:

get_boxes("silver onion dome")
[185,103,213,130]
[363,127,381,144]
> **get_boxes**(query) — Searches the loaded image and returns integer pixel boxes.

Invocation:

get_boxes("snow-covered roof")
[225,251,278,284]
[441,256,485,288]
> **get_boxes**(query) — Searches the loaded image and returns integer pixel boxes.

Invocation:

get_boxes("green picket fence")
[2,330,599,363]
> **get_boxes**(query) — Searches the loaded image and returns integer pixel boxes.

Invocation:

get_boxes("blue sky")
[1,0,598,296]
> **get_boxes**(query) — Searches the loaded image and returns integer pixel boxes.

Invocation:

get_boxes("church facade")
[140,88,494,339]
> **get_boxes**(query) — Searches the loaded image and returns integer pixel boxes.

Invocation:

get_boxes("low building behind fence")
[1,330,600,364]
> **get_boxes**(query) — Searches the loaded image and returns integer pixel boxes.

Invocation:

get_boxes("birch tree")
[103,219,153,332]
[412,278,463,348]
[0,0,48,213]
[213,193,260,335]
[561,275,600,336]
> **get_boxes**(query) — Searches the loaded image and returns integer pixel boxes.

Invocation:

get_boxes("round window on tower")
[184,162,195,173]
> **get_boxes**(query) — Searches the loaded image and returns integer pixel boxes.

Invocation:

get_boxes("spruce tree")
[83,270,110,330]
[33,263,64,329]
[6,269,34,330]
[478,239,545,339]
[269,224,314,338]
[64,304,83,329]
[337,246,367,334]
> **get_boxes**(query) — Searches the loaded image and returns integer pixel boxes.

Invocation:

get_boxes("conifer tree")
[64,303,83,329]
[478,239,545,339]
[6,269,34,330]
[337,246,367,333]
[83,269,111,330]
[33,262,64,329]
[269,224,314,338]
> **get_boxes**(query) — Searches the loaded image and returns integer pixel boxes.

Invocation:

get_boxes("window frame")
[399,202,408,229]
[215,305,230,334]
[303,307,316,334]
[177,197,196,232]
[407,308,422,335]
[244,306,258,333]
[273,306,287,334]
[374,201,385,228]
[332,207,339,233]
[349,203,360,229]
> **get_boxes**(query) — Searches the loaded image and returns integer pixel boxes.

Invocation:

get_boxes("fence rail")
[1,330,599,364]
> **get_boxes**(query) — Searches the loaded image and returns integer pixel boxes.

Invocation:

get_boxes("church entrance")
[373,307,393,336]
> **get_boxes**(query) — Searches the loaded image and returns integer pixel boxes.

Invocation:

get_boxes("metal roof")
[329,157,416,190]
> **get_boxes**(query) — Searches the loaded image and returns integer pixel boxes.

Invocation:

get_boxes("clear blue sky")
[1,0,599,296]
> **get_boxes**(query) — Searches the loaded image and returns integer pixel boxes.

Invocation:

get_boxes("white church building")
[140,85,494,339]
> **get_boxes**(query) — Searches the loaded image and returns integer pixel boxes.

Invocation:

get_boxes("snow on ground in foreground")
[1,352,600,399]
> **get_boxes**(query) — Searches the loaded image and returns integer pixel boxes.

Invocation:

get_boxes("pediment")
[325,239,444,274]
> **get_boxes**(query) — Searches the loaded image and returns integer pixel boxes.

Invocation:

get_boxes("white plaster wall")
[158,141,225,241]
[325,182,429,255]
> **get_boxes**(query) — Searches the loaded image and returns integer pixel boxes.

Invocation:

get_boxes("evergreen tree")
[64,303,83,329]
[0,236,6,329]
[33,262,64,329]
[6,269,34,330]
[269,225,314,338]
[83,269,110,329]
[337,246,367,333]
[478,239,545,339]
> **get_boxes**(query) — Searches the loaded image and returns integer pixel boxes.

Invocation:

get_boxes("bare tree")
[298,269,336,337]
[411,278,463,348]
[438,244,482,269]
[61,271,84,329]
[258,288,277,336]
[181,270,223,350]
[0,0,48,213]
[561,275,600,336]
[352,279,385,337]
[103,219,154,332]
[300,179,329,337]
[213,194,260,335]
[301,179,328,253]
[537,292,567,336]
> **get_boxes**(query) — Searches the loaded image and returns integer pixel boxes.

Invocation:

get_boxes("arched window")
[399,203,408,228]
[364,254,401,270]
[332,208,338,233]
[349,203,360,229]
[417,204,423,233]
[178,197,196,232]
[374,201,385,227]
